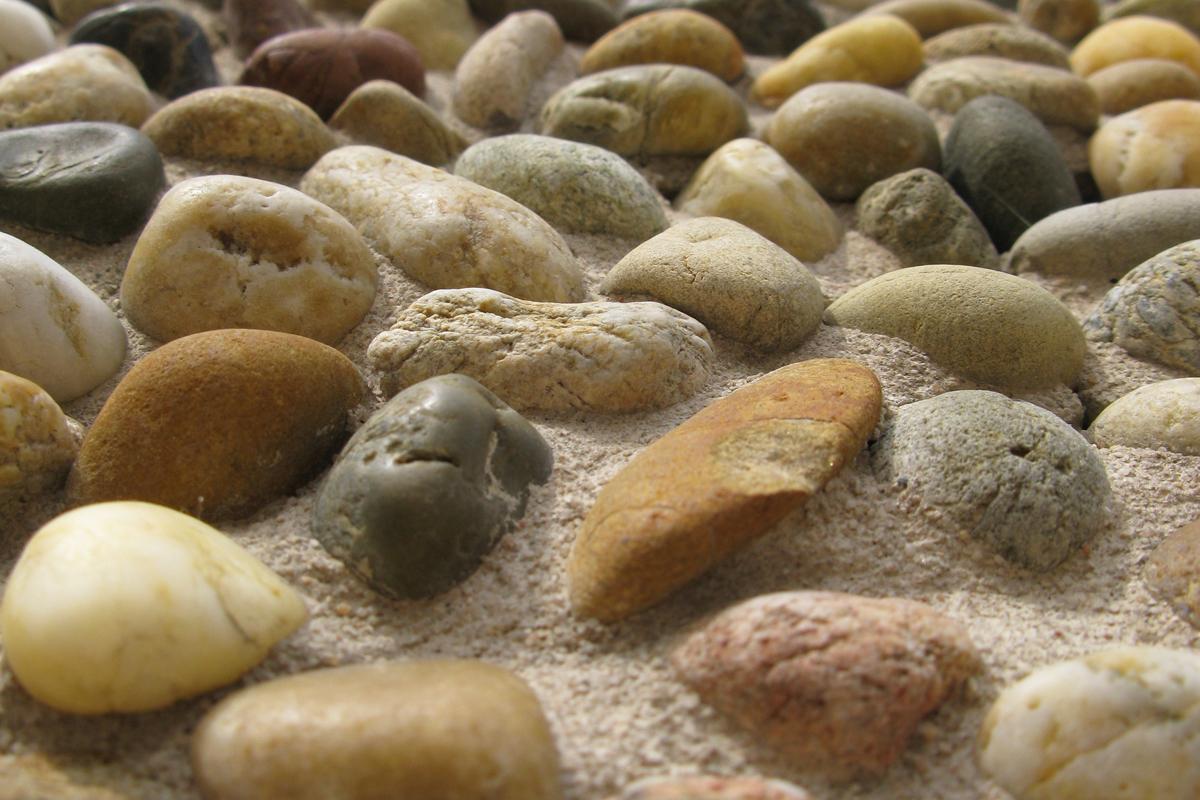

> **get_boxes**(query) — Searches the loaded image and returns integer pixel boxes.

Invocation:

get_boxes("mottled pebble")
[1087,58,1200,114]
[923,22,1071,67]
[1089,100,1200,198]
[621,0,825,57]
[467,0,617,42]
[361,0,476,71]
[581,10,743,81]
[223,0,314,57]
[1089,378,1200,454]
[862,0,1012,38]
[0,45,153,130]
[0,371,77,508]
[606,776,814,800]
[1018,0,1099,42]
[1070,15,1200,77]
[331,80,465,165]
[1145,517,1200,628]
[0,0,55,75]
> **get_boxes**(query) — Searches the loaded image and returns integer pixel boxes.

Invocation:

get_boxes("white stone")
[1090,378,1200,455]
[0,0,55,76]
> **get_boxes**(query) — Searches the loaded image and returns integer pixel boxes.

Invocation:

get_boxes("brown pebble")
[1145,517,1200,629]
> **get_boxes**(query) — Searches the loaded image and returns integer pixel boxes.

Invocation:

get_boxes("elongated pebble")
[580,9,744,81]
[1070,15,1200,77]
[862,0,1012,38]
[1088,58,1200,115]
[923,23,1071,68]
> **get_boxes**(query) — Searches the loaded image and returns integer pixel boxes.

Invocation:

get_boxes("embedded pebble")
[367,288,713,412]
[606,776,814,800]
[1018,0,1099,41]
[224,0,315,56]
[330,80,466,165]
[671,591,980,775]
[0,232,126,402]
[0,501,307,713]
[979,647,1200,800]
[674,138,842,263]
[312,374,553,599]
[874,390,1110,569]
[1145,517,1200,628]
[764,82,940,201]
[0,0,55,75]
[923,22,1071,67]
[68,329,365,520]
[1087,58,1200,114]
[1089,378,1200,454]
[1070,15,1200,77]
[621,0,825,56]
[602,217,825,351]
[0,371,77,509]
[567,360,882,621]
[120,175,377,345]
[1105,0,1200,34]
[824,264,1086,389]
[192,660,562,800]
[453,134,668,240]
[861,0,1012,38]
[581,10,744,81]
[467,0,617,42]
[361,0,477,71]
[300,146,584,302]
[0,45,154,130]
[1089,100,1200,199]
[50,0,117,24]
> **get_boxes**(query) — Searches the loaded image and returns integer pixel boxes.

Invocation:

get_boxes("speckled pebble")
[1089,100,1200,198]
[0,371,77,509]
[330,80,465,165]
[0,45,154,131]
[1145,517,1200,628]
[581,9,744,81]
[1089,378,1200,454]
[923,23,1071,68]
[361,0,477,71]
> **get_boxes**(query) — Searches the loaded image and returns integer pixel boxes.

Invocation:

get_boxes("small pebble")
[467,0,617,42]
[621,0,825,57]
[331,80,466,164]
[49,0,116,24]
[1087,58,1200,114]
[1018,0,1099,42]
[1089,100,1200,198]
[1070,15,1200,77]
[0,0,55,75]
[0,371,77,509]
[1089,378,1200,454]
[361,0,476,71]
[223,0,315,57]
[923,23,1071,67]
[861,0,1012,38]
[1104,0,1200,35]
[606,776,814,800]
[0,44,154,130]
[581,9,744,82]
[1145,517,1200,628]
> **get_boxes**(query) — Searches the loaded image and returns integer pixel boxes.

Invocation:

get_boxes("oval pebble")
[330,80,466,165]
[581,9,744,82]
[1105,0,1200,34]
[224,0,315,57]
[1144,517,1200,628]
[923,22,1071,68]
[1070,15,1200,77]
[1089,378,1200,454]
[862,0,1013,38]
[606,776,814,800]
[0,371,77,508]
[1087,58,1200,115]
[50,0,117,24]
[620,0,825,57]
[1018,0,1099,42]
[467,0,617,42]
[361,0,476,70]
[0,0,55,75]
[1089,100,1200,199]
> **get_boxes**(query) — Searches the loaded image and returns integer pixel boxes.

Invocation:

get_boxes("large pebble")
[1089,378,1200,454]
[1145,517,1200,628]
[539,64,748,157]
[1089,100,1200,198]
[764,82,940,201]
[581,10,744,82]
[0,371,77,508]
[567,359,882,621]
[0,122,164,244]
[1018,0,1099,42]
[980,647,1200,800]
[467,0,617,42]
[0,45,153,130]
[1087,58,1200,115]
[224,0,315,57]
[0,233,126,402]
[0,501,307,713]
[68,329,365,521]
[874,390,1110,569]
[453,134,667,241]
[330,80,465,165]
[824,265,1086,389]
[367,288,713,412]
[300,146,584,302]
[602,217,825,351]
[862,0,1012,38]
[606,776,814,800]
[192,660,562,800]
[1070,16,1200,77]
[313,374,552,599]
[923,23,1071,68]
[671,591,980,774]
[361,0,476,71]
[0,0,55,75]
[675,138,841,262]
[621,0,825,57]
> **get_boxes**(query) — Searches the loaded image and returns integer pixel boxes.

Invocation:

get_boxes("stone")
[1087,58,1200,115]
[0,371,77,508]
[0,232,126,402]
[539,64,748,158]
[1070,16,1200,77]
[751,15,923,108]
[1018,0,1099,42]
[192,660,562,800]
[1145,517,1200,628]
[49,0,115,24]
[1089,100,1200,199]
[0,755,133,800]
[1105,0,1200,36]
[943,95,1081,251]
[467,0,617,42]
[453,10,563,131]
[861,0,1012,38]
[923,23,1072,68]
[308,0,372,11]
[331,80,465,165]
[0,122,164,244]
[674,138,841,263]
[602,217,825,351]
[141,86,336,169]
[908,55,1100,131]
[979,647,1200,799]
[671,591,980,775]
[857,168,1000,268]
[0,45,154,131]
[0,0,55,75]
[313,374,553,599]
[567,359,882,621]
[581,10,744,82]
[453,134,668,241]
[300,146,584,302]
[361,0,476,71]
[367,288,713,412]
[224,0,315,57]
[120,175,377,345]
[874,390,1110,569]
[606,777,814,800]
[1083,240,1200,373]
[1089,378,1200,454]
[764,82,940,201]
[67,329,365,521]
[620,0,825,57]
[823,264,1086,389]
[0,500,307,714]
[69,2,219,100]
[240,28,424,122]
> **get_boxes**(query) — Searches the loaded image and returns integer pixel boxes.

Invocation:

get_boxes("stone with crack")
[0,371,78,510]
[1089,100,1200,199]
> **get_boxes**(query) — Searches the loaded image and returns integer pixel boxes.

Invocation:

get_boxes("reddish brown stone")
[224,0,316,57]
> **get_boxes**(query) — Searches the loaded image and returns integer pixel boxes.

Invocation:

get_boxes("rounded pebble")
[1144,517,1200,628]
[1089,378,1200,454]
[0,371,77,509]
[1070,15,1200,77]
[467,0,617,42]
[1105,0,1200,34]
[621,0,825,57]
[861,0,1012,38]
[581,9,744,82]
[0,0,55,75]
[1089,100,1200,199]
[606,776,814,800]
[923,23,1071,68]
[50,0,118,24]
[1087,58,1200,114]
[1018,0,1099,42]
[330,80,466,165]
[223,0,315,57]
[360,0,476,71]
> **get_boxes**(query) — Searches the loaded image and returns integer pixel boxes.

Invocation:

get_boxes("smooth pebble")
[361,0,476,71]
[1070,15,1200,77]
[330,80,466,165]
[621,0,825,56]
[0,371,77,508]
[606,776,814,800]
[581,9,744,82]
[0,0,55,75]
[0,45,153,131]
[1089,100,1200,198]
[923,23,1071,67]
[223,0,315,57]
[467,0,617,42]
[861,0,1012,38]
[1018,0,1099,42]
[1087,58,1200,114]
[1144,517,1200,628]
[1089,378,1200,454]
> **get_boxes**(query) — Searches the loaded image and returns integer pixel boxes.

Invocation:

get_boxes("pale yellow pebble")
[1089,378,1200,454]
[361,0,478,70]
[1070,15,1200,77]
[0,371,77,507]
[580,9,744,82]
[1089,99,1200,198]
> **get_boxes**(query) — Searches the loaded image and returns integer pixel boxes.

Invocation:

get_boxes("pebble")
[1105,0,1200,35]
[0,371,77,509]
[0,44,154,130]
[1018,0,1099,42]
[300,146,584,302]
[467,0,617,42]
[751,15,924,108]
[240,29,425,122]
[361,0,477,71]
[69,2,218,99]
[453,10,563,131]
[861,0,1012,38]
[1087,58,1200,115]
[602,217,825,351]
[49,0,117,25]
[367,288,713,412]
[567,359,882,621]
[606,776,814,800]
[923,23,1072,68]
[120,175,377,345]
[671,591,980,775]
[68,329,365,521]
[0,232,126,402]
[1144,517,1200,628]
[330,80,466,165]
[824,264,1086,389]
[142,86,334,168]
[764,82,940,201]
[1,756,131,800]
[192,660,562,800]
[0,122,164,243]
[675,138,842,262]
[856,167,1000,268]
[979,647,1200,799]
[1089,100,1200,199]
[539,64,748,158]
[1089,378,1200,454]
[1083,240,1200,373]
[621,0,825,57]
[224,0,315,57]
[0,0,55,75]
[581,10,744,82]
[453,134,668,241]
[1070,16,1200,77]
[0,501,307,713]
[874,390,1110,569]
[313,374,553,599]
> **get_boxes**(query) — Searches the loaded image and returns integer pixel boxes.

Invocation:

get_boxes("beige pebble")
[1144,517,1200,629]
[581,9,744,81]
[1088,58,1200,114]
[1070,16,1200,77]
[49,0,117,25]
[862,0,1013,38]
[1089,378,1200,454]
[1089,100,1200,198]
[923,23,1072,68]
[330,80,466,165]
[0,371,77,508]
[0,0,55,76]
[360,0,478,70]
[1018,0,1099,43]
[0,45,153,131]
[606,776,814,800]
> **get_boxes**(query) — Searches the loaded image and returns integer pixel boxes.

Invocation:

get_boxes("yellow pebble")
[1070,16,1200,77]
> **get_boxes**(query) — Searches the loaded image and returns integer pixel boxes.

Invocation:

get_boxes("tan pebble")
[1089,378,1200,454]
[1018,0,1099,43]
[49,0,117,24]
[0,371,77,508]
[606,776,814,800]
[331,80,466,164]
[1070,16,1200,77]
[0,754,132,800]
[361,0,478,70]
[581,9,744,82]
[1088,58,1200,114]
[923,22,1072,68]
[862,0,1013,38]
[1145,517,1200,628]
[1089,100,1200,198]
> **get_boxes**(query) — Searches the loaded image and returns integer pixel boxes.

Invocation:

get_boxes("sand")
[2,2,1200,798]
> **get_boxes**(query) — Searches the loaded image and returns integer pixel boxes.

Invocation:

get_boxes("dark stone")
[0,122,164,244]
[223,0,315,58]
[943,95,1080,252]
[240,28,425,121]
[622,0,825,56]
[312,374,553,600]
[69,2,220,99]
[467,0,618,42]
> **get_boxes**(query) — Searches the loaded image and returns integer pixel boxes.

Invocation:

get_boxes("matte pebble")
[1089,378,1200,454]
[1104,0,1200,34]
[0,0,55,75]
[467,0,617,42]
[1089,100,1200,198]
[223,0,315,57]
[1087,58,1200,115]
[580,10,744,82]
[1019,0,1099,42]
[49,0,116,24]
[861,0,1012,38]
[0,45,153,131]
[360,0,476,71]
[923,23,1071,67]
[621,0,825,57]
[1145,517,1200,628]
[1070,16,1200,77]
[0,371,77,508]
[606,776,815,800]
[330,80,465,165]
